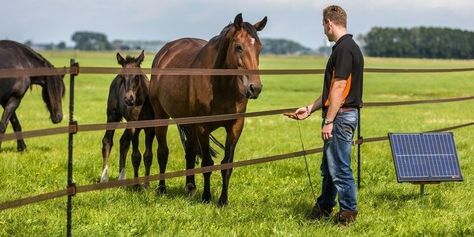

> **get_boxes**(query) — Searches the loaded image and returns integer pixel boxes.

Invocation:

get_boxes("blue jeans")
[316,109,358,211]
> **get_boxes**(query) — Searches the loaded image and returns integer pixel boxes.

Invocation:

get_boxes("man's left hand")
[321,123,333,140]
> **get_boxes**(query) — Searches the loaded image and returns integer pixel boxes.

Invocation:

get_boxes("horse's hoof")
[217,198,228,207]
[17,144,26,152]
[156,185,167,195]
[202,193,212,203]
[185,183,197,197]
[130,184,144,192]
[118,173,126,181]
[100,176,109,183]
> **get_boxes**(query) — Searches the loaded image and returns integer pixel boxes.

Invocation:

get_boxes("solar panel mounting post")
[412,181,441,196]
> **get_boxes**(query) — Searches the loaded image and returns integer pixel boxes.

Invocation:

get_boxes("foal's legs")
[101,112,121,182]
[118,128,133,180]
[131,128,142,179]
[9,112,26,152]
[101,129,115,182]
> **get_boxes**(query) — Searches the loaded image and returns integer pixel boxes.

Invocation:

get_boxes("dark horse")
[149,13,267,206]
[0,40,65,151]
[100,51,154,184]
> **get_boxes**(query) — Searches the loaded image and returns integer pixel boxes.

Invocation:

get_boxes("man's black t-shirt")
[322,34,364,117]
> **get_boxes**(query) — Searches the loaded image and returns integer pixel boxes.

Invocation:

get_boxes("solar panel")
[388,132,463,183]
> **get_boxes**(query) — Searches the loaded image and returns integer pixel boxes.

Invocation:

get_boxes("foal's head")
[218,13,267,99]
[116,50,145,106]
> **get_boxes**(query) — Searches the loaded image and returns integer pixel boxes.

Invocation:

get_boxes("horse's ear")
[137,50,145,66]
[116,52,125,66]
[254,16,267,31]
[233,13,243,30]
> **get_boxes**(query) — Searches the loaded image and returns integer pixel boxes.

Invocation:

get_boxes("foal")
[100,51,154,185]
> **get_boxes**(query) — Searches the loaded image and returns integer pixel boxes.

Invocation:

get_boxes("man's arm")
[286,95,322,120]
[321,78,347,140]
[307,96,323,114]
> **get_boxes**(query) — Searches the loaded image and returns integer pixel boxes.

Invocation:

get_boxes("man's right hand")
[284,106,311,120]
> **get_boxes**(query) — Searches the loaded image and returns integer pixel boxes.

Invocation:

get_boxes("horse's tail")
[177,125,224,163]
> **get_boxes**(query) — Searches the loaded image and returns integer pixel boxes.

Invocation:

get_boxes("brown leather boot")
[335,210,358,226]
[309,204,333,220]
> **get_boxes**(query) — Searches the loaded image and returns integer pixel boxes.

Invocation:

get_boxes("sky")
[1,0,473,49]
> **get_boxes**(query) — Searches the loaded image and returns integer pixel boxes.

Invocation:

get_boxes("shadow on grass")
[0,145,52,153]
[374,191,420,203]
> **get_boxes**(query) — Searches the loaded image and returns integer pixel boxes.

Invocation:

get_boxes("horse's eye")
[235,44,243,52]
[133,75,140,84]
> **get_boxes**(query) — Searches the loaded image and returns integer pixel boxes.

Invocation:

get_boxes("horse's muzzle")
[51,113,63,123]
[124,96,135,106]
[246,83,262,99]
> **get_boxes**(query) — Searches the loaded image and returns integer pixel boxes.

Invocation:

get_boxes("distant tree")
[71,31,112,51]
[57,41,66,49]
[363,27,474,59]
[261,38,314,55]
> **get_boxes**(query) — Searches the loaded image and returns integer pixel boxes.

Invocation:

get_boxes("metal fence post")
[67,59,79,237]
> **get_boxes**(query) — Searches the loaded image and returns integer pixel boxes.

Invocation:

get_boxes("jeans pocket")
[334,123,355,142]
[334,113,357,142]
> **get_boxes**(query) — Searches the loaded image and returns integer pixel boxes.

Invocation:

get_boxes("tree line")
[363,27,474,59]
[69,31,313,55]
[31,28,474,59]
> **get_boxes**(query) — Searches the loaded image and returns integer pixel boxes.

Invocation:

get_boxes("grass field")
[0,51,473,236]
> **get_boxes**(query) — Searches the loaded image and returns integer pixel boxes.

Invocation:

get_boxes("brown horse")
[149,13,267,206]
[101,51,155,185]
[0,40,65,152]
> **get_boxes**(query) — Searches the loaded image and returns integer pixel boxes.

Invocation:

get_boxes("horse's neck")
[192,43,247,114]
[194,40,243,96]
[27,53,51,87]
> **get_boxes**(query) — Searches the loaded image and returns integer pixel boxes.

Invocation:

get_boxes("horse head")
[42,74,65,124]
[117,50,145,106]
[219,13,267,99]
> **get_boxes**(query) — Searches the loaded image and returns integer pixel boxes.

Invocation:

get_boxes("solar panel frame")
[388,132,463,183]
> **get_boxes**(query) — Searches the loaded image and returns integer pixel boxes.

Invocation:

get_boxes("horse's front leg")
[0,97,21,151]
[9,112,26,152]
[118,128,132,180]
[218,118,244,207]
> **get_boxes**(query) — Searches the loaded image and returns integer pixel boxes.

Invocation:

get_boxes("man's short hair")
[323,5,347,28]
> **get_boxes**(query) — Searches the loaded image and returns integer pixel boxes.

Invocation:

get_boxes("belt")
[339,107,358,112]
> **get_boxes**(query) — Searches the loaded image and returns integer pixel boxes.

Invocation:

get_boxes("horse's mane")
[7,41,55,68]
[123,55,142,65]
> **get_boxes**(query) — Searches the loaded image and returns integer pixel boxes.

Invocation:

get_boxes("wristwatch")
[324,118,333,125]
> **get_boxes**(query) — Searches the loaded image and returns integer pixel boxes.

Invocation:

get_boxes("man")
[286,5,364,225]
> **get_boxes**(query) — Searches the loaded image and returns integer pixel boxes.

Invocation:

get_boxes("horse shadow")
[0,145,51,153]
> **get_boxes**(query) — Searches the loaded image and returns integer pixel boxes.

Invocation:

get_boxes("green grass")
[0,51,473,236]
